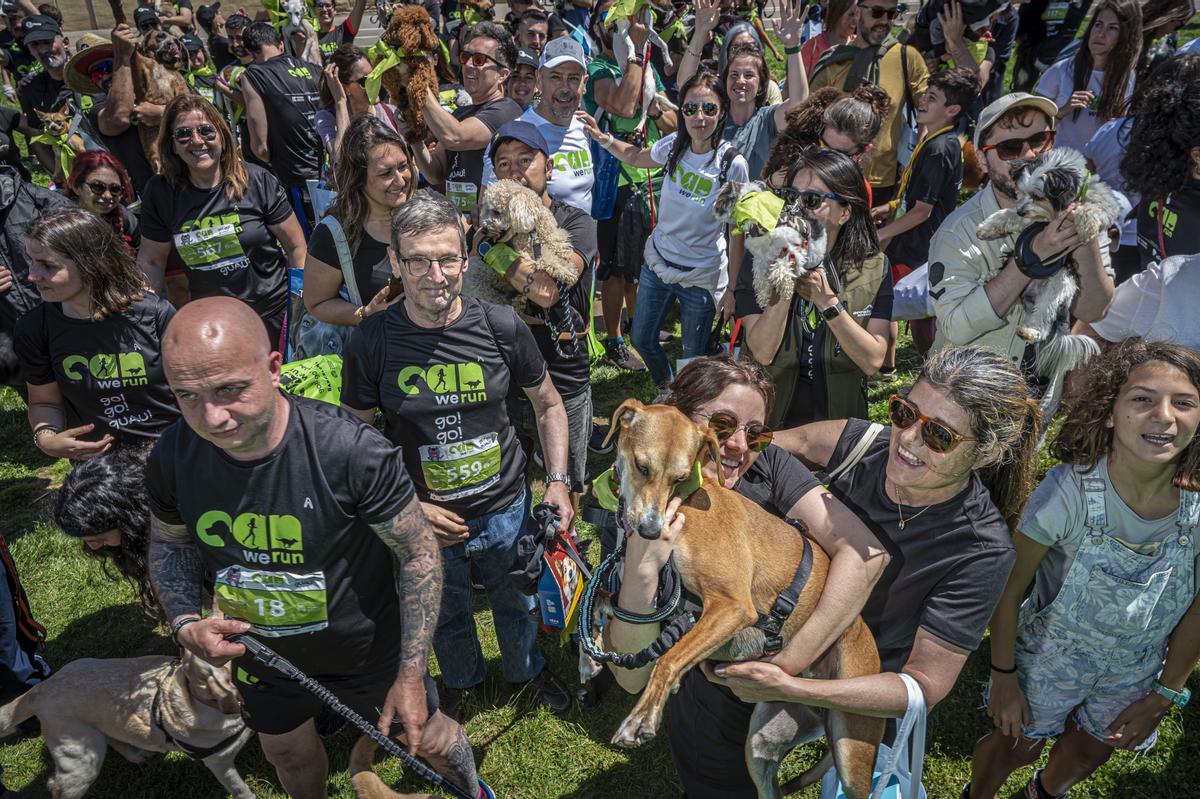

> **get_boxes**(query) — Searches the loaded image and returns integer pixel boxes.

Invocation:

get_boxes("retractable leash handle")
[226,634,489,799]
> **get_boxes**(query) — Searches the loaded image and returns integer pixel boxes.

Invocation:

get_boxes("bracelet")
[785,44,802,55]
[990,661,1017,674]
[171,615,202,646]
[1014,222,1069,279]
[32,425,61,447]
[355,305,365,321]
[602,133,616,149]
[686,48,703,58]
[627,54,644,67]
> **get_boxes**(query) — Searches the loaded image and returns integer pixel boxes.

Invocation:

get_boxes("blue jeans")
[433,486,544,689]
[630,264,717,388]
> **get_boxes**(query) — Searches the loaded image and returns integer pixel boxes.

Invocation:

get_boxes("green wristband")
[785,44,802,55]
[481,241,519,277]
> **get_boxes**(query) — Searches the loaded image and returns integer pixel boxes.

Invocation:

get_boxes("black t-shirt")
[240,55,322,187]
[827,419,1014,670]
[84,102,155,196]
[318,20,355,63]
[208,35,234,70]
[1137,180,1200,268]
[307,220,391,301]
[18,70,70,121]
[341,296,547,518]
[14,293,180,444]
[140,164,294,322]
[526,200,596,399]
[444,97,521,212]
[886,129,962,269]
[146,394,415,676]
[0,105,28,181]
[2,31,41,81]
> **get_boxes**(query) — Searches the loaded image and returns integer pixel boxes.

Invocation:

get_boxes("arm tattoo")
[148,516,204,622]
[369,498,444,676]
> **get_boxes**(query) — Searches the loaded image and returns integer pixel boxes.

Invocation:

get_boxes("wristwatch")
[1152,680,1191,708]
[545,472,572,487]
[822,301,846,321]
[627,54,645,67]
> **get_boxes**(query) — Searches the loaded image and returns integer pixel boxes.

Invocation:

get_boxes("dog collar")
[152,659,246,761]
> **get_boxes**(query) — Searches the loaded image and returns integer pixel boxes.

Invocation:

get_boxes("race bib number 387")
[174,223,249,275]
[215,566,328,637]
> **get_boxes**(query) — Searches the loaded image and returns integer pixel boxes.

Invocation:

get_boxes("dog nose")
[634,511,663,540]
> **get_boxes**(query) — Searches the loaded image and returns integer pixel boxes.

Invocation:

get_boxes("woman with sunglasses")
[315,44,402,163]
[601,355,888,796]
[1034,0,1141,153]
[692,345,1039,797]
[138,95,307,353]
[63,150,139,250]
[967,339,1200,799]
[580,70,750,394]
[741,147,892,427]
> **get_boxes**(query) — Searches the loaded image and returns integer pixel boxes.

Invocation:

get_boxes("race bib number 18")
[215,566,328,637]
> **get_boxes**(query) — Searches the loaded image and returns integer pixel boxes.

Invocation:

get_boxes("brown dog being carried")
[592,400,885,798]
[108,0,191,170]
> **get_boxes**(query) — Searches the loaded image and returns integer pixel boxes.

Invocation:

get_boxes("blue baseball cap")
[489,119,550,161]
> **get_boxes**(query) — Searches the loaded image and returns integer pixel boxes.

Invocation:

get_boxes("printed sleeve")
[145,433,185,525]
[1090,258,1163,342]
[138,177,173,241]
[868,264,894,321]
[13,308,53,385]
[350,423,416,523]
[587,58,619,83]
[1018,465,1083,548]
[763,446,823,514]
[339,320,384,411]
[648,132,676,166]
[919,543,1015,652]
[257,168,294,227]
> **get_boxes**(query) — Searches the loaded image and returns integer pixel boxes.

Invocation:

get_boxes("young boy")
[876,66,975,357]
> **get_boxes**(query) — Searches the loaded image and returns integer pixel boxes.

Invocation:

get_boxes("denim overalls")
[1004,474,1198,747]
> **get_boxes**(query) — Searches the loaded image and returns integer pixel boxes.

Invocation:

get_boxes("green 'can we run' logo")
[62,352,148,387]
[196,510,305,565]
[397,362,488,405]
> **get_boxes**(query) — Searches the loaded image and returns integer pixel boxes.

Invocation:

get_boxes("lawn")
[0,328,1197,799]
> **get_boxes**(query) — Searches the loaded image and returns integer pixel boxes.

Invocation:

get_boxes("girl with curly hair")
[1120,53,1200,268]
[968,338,1200,799]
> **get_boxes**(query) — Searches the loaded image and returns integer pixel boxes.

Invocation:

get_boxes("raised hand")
[771,0,810,51]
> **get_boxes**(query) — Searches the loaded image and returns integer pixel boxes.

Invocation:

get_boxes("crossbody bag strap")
[320,216,362,306]
[826,422,885,481]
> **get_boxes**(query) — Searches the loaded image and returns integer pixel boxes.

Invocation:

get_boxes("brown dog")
[602,400,884,798]
[108,1,190,170]
[378,6,445,144]
[347,736,438,799]
[33,103,86,181]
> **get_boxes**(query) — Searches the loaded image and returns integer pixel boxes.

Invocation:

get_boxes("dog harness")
[752,526,814,657]
[151,658,247,761]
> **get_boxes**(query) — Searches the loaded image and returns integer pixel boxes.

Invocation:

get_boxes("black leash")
[228,635,490,799]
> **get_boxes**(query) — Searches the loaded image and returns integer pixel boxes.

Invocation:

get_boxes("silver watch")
[544,472,571,487]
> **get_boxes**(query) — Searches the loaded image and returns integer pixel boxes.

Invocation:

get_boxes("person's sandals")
[526,668,572,714]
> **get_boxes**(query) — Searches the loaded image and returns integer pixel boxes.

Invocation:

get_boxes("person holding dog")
[673,345,1038,797]
[146,296,482,799]
[340,189,576,716]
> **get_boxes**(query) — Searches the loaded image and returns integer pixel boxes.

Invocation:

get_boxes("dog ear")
[1041,167,1081,214]
[697,425,725,488]
[604,398,643,448]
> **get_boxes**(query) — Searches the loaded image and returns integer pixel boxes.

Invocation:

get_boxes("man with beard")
[927,93,1113,374]
[808,0,928,204]
[16,14,70,175]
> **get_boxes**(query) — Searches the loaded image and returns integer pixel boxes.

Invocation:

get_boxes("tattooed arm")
[370,496,444,753]
[149,516,249,663]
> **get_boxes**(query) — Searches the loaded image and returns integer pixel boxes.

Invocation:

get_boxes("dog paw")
[611,708,660,748]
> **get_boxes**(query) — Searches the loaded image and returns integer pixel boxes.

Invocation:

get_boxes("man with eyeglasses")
[809,0,929,205]
[314,0,366,63]
[341,189,576,718]
[413,21,521,213]
[927,93,1114,381]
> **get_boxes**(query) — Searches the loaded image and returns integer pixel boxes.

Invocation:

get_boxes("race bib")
[174,223,250,275]
[446,180,478,212]
[419,432,501,501]
[215,565,328,637]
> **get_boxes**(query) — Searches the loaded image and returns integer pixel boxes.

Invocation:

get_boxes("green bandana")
[365,39,408,104]
[731,190,785,236]
[592,461,706,514]
[188,62,216,79]
[30,131,75,178]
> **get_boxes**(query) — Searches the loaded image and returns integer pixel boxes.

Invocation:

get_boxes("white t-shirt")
[1083,117,1138,247]
[1092,253,1200,348]
[480,108,595,214]
[1035,58,1135,153]
[1020,457,1198,613]
[646,134,749,271]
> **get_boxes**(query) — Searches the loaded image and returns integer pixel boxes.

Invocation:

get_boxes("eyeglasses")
[695,410,773,452]
[888,395,973,454]
[681,101,720,117]
[775,186,850,210]
[352,75,367,87]
[400,254,467,277]
[858,3,902,20]
[459,50,502,68]
[819,137,868,160]
[978,129,1055,161]
[85,180,123,197]
[172,123,219,144]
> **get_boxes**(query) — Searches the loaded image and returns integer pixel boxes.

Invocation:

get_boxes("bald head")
[164,297,272,369]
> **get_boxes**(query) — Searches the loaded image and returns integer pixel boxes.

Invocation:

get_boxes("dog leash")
[227,635,493,799]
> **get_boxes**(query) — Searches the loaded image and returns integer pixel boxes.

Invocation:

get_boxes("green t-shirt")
[583,54,664,187]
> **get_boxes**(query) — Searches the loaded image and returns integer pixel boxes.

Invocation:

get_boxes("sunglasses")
[681,101,720,117]
[314,1,334,7]
[697,410,773,452]
[819,136,868,160]
[979,129,1055,161]
[459,50,502,68]
[172,123,219,144]
[775,186,850,210]
[858,3,902,20]
[888,395,973,454]
[85,180,123,197]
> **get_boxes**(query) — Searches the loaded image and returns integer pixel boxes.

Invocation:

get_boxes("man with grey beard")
[16,14,70,174]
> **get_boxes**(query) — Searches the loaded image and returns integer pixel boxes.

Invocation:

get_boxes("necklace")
[894,486,934,531]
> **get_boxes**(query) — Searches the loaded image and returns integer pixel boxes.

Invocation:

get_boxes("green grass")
[2,330,1199,798]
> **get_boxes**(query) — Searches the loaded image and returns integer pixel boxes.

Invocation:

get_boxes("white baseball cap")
[540,36,586,70]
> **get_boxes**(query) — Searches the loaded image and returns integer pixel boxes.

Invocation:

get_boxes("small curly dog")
[464,180,579,310]
[378,5,442,142]
[712,180,828,309]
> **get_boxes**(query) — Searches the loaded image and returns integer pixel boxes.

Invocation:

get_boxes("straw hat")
[64,33,116,96]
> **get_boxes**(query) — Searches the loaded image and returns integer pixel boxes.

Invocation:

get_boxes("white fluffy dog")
[282,0,321,64]
[712,180,828,308]
[464,180,579,310]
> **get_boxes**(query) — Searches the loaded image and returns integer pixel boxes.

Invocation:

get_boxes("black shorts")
[596,183,648,284]
[233,656,440,736]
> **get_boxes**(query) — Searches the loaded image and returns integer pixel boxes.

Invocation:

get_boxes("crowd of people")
[0,0,1197,796]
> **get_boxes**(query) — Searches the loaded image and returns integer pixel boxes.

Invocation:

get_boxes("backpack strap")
[317,216,362,306]
[718,144,740,187]
[826,422,885,482]
[475,299,517,377]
